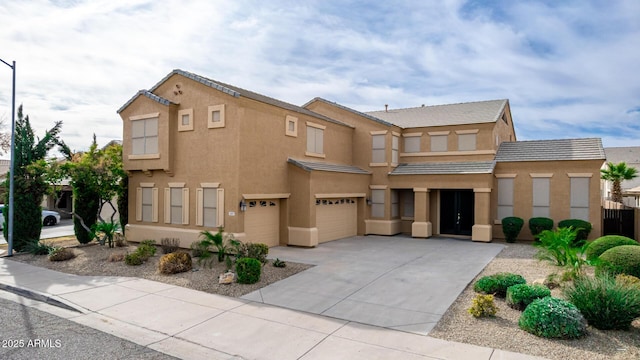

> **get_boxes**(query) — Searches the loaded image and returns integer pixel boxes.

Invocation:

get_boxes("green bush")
[564,273,640,330]
[158,252,192,274]
[236,257,262,284]
[235,242,270,264]
[502,217,524,243]
[137,240,157,260]
[528,217,553,239]
[25,241,55,255]
[585,235,638,261]
[558,219,592,246]
[518,297,586,339]
[506,284,551,311]
[124,252,144,266]
[596,245,640,278]
[616,274,640,288]
[534,227,587,276]
[473,272,526,297]
[468,294,498,318]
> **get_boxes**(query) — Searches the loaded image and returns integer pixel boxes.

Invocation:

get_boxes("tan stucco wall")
[493,160,604,241]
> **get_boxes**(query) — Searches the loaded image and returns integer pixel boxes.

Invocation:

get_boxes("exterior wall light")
[239,199,247,212]
[366,198,372,206]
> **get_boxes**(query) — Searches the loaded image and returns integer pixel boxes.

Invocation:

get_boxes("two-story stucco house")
[118,69,605,247]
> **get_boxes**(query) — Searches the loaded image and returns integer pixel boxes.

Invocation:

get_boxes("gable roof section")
[288,158,370,174]
[496,138,605,162]
[390,161,496,175]
[140,69,353,128]
[303,97,394,127]
[366,99,508,128]
[117,90,175,113]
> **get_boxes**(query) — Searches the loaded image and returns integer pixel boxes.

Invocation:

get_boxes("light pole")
[0,58,15,257]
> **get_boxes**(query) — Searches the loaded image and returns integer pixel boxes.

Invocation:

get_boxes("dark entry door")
[440,190,474,236]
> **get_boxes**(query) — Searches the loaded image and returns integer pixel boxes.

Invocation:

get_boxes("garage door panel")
[317,198,357,243]
[245,199,279,247]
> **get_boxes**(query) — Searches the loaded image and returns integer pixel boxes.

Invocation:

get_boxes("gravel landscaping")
[429,242,640,360]
[5,238,640,359]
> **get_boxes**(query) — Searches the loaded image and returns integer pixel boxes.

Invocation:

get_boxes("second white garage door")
[245,199,280,247]
[316,198,357,243]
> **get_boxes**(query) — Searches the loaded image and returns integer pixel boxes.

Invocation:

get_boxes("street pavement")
[0,219,74,245]
[0,296,178,360]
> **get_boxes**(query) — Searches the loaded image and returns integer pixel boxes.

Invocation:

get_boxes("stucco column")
[472,188,492,242]
[412,188,432,238]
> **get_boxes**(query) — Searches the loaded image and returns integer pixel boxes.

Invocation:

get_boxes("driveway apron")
[242,235,504,335]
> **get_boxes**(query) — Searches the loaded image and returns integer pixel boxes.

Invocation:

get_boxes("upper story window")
[306,122,325,157]
[371,134,386,163]
[285,115,298,137]
[456,130,478,151]
[392,135,399,164]
[429,132,449,152]
[403,133,421,153]
[131,116,158,155]
[178,109,194,132]
[208,104,225,129]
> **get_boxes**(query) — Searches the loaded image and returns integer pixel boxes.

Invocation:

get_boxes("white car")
[0,205,62,229]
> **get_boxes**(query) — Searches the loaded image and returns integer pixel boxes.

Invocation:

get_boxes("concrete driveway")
[242,235,504,335]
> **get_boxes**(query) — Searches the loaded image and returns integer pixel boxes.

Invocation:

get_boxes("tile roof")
[604,147,640,164]
[288,158,371,174]
[117,90,174,113]
[390,161,496,175]
[302,97,395,127]
[366,99,508,128]
[495,138,606,162]
[144,69,353,128]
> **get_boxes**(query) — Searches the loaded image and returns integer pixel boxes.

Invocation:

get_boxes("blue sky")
[0,0,639,158]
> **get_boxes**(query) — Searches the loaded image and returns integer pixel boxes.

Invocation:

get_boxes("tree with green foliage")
[54,136,125,246]
[601,161,638,203]
[2,105,62,252]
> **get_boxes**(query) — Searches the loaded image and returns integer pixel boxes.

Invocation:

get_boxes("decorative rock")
[532,278,545,286]
[219,271,236,284]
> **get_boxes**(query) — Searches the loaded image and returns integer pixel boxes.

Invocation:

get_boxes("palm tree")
[601,161,638,203]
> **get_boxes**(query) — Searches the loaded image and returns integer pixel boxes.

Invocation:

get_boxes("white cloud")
[0,0,638,159]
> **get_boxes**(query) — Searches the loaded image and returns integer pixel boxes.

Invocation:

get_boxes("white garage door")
[316,198,357,243]
[245,199,280,247]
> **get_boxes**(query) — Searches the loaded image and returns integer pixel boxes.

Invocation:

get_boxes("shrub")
[25,241,54,255]
[236,257,262,284]
[534,227,587,275]
[596,245,640,278]
[160,238,181,254]
[137,240,157,260]
[468,294,498,318]
[190,240,209,258]
[114,233,127,247]
[107,252,126,262]
[199,229,227,262]
[236,242,270,264]
[124,252,144,266]
[273,258,287,268]
[585,235,638,261]
[502,217,524,243]
[473,272,526,297]
[518,297,586,339]
[616,274,640,288]
[564,273,640,330]
[48,247,76,262]
[506,284,551,311]
[558,219,592,246]
[528,217,553,239]
[158,252,193,274]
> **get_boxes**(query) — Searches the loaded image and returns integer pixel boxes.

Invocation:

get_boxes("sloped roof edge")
[303,97,395,127]
[287,158,371,175]
[117,90,175,114]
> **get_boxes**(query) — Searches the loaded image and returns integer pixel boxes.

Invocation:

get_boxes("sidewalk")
[0,258,546,360]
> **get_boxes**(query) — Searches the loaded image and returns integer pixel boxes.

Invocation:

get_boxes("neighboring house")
[118,69,605,247]
[602,147,640,208]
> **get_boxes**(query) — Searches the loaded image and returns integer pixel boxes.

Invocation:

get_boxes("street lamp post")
[0,58,16,257]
